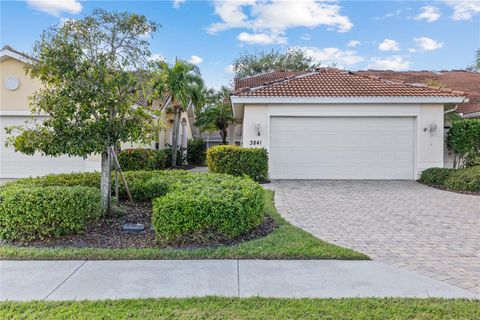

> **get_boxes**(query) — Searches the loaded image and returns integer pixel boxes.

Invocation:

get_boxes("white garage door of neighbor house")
[0,116,87,179]
[269,116,415,180]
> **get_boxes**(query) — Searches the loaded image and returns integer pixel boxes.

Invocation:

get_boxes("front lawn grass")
[1,297,479,320]
[0,190,367,260]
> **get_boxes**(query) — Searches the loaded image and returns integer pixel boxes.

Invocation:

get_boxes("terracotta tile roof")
[234,68,466,99]
[234,70,311,91]
[357,70,480,116]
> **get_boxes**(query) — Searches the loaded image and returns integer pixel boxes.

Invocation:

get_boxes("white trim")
[0,49,33,64]
[463,112,480,118]
[0,110,46,116]
[231,96,466,104]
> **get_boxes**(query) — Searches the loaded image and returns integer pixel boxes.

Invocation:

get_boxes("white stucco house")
[0,45,193,180]
[231,69,468,180]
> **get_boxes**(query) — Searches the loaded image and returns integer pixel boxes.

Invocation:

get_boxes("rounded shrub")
[0,185,102,241]
[207,145,269,182]
[118,148,167,171]
[444,166,480,192]
[152,174,264,244]
[418,168,455,186]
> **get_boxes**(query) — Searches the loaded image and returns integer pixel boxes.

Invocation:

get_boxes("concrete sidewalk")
[1,260,477,301]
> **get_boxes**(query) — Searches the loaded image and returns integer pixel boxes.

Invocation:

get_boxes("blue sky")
[1,0,479,89]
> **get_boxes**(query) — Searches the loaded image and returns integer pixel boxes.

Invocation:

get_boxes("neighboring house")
[231,68,467,180]
[357,70,480,118]
[0,45,192,180]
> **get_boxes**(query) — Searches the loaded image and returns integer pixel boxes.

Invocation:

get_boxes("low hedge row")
[207,146,269,182]
[4,170,265,243]
[419,166,480,193]
[118,149,167,171]
[0,185,102,241]
[152,174,264,243]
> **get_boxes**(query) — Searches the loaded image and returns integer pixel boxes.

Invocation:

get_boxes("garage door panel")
[1,116,88,179]
[269,117,414,180]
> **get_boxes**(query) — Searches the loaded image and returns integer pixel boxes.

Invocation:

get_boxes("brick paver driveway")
[271,180,480,293]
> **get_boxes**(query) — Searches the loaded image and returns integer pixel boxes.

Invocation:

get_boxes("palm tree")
[150,59,204,167]
[195,102,235,145]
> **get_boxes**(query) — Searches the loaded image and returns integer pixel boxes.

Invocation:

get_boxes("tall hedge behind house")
[207,146,269,182]
[118,149,167,171]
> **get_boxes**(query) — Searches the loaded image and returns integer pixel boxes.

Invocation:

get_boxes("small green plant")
[118,149,167,171]
[447,119,480,168]
[152,174,264,244]
[0,185,102,241]
[207,145,269,182]
[418,168,455,186]
[445,166,480,192]
[187,138,206,165]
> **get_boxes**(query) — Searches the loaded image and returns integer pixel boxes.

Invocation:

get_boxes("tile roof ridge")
[351,71,468,96]
[235,70,320,95]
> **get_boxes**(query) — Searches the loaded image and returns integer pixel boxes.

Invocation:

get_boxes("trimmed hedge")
[0,185,102,241]
[419,166,480,193]
[152,174,264,243]
[118,149,167,171]
[11,172,101,188]
[418,168,455,186]
[187,138,206,165]
[207,145,269,182]
[6,170,266,244]
[444,166,480,193]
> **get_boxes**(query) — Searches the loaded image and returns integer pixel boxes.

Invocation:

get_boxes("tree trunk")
[100,149,112,217]
[220,128,228,145]
[171,108,180,168]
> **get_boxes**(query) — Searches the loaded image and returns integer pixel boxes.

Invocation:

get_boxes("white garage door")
[0,116,88,179]
[269,117,414,180]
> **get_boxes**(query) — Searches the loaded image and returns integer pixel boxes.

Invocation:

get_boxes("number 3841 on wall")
[249,140,263,146]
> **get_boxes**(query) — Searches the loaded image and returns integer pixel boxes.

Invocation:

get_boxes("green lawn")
[0,190,367,260]
[1,297,479,320]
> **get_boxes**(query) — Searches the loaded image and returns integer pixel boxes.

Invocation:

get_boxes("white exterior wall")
[242,103,445,179]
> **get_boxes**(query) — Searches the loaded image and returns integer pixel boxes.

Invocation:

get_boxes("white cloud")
[415,6,441,22]
[148,53,165,62]
[378,39,400,51]
[444,0,480,20]
[237,32,287,45]
[375,9,402,20]
[301,33,312,41]
[173,0,186,9]
[408,48,417,53]
[188,55,203,64]
[27,0,82,16]
[208,0,353,40]
[368,56,411,70]
[414,37,444,51]
[347,40,360,47]
[300,47,364,66]
[224,64,235,75]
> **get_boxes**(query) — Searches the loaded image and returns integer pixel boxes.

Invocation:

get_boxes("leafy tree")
[195,102,235,145]
[447,119,480,168]
[232,48,320,78]
[150,59,204,167]
[466,49,480,71]
[5,9,159,215]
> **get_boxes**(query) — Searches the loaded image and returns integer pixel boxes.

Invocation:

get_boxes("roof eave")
[230,96,467,104]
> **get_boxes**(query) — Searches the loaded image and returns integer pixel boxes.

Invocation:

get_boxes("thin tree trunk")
[101,149,112,217]
[221,128,228,145]
[171,108,180,168]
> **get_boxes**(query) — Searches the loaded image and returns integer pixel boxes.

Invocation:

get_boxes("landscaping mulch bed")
[7,202,276,250]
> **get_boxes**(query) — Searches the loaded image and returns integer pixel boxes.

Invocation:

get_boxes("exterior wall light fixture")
[255,122,261,136]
